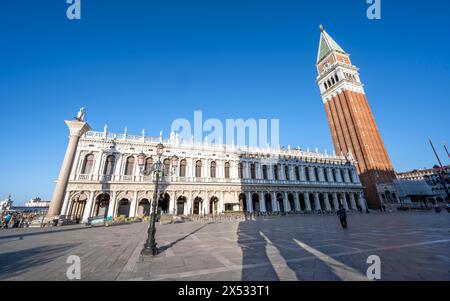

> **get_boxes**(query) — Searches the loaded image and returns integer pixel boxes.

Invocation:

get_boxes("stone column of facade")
[318,167,326,182]
[107,191,116,217]
[313,192,320,211]
[284,192,290,212]
[47,119,91,218]
[272,192,278,212]
[294,193,300,211]
[169,191,176,214]
[247,192,253,213]
[327,168,334,182]
[188,192,193,215]
[113,154,124,181]
[323,193,332,211]
[341,193,349,210]
[259,192,266,212]
[60,192,72,217]
[204,191,209,215]
[349,193,357,210]
[358,192,367,211]
[332,192,339,210]
[352,169,359,183]
[82,191,95,222]
[336,169,343,183]
[304,192,312,211]
[308,167,315,182]
[129,191,138,217]
[300,166,307,181]
[344,169,351,183]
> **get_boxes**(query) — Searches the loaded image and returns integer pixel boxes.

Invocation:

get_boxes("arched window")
[274,165,279,180]
[124,156,135,176]
[263,165,268,180]
[164,159,171,176]
[195,160,202,178]
[81,154,95,175]
[210,161,216,178]
[331,77,335,85]
[328,79,331,87]
[332,169,336,182]
[285,166,290,181]
[324,83,328,90]
[224,162,230,179]
[145,157,153,175]
[305,167,310,181]
[349,170,354,183]
[250,163,256,179]
[238,163,243,179]
[340,169,345,182]
[335,74,339,82]
[295,166,300,181]
[103,155,115,175]
[180,159,187,177]
[324,168,328,182]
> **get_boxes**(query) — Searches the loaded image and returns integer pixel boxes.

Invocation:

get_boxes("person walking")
[3,213,12,229]
[337,205,348,230]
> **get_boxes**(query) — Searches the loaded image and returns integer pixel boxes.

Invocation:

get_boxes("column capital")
[65,120,92,137]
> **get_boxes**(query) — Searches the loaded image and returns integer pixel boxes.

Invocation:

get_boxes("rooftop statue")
[76,107,86,122]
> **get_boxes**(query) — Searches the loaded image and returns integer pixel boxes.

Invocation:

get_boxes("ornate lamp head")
[156,143,165,156]
[137,152,146,169]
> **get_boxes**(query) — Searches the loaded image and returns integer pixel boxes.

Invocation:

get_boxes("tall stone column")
[47,119,91,218]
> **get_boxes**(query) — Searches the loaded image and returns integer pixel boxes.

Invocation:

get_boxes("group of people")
[1,212,41,229]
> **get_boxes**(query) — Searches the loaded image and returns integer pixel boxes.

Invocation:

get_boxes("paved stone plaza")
[0,212,449,281]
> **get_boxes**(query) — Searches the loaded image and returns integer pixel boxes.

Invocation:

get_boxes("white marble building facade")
[61,130,367,222]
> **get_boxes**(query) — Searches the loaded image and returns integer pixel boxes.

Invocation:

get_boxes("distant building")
[25,197,51,208]
[397,165,450,203]
[376,166,449,208]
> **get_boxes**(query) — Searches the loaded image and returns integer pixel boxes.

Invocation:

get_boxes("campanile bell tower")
[316,25,395,208]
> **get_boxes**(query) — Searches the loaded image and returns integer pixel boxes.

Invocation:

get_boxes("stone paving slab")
[0,212,449,281]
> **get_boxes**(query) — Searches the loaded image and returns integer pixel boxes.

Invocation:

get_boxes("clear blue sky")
[1,0,449,204]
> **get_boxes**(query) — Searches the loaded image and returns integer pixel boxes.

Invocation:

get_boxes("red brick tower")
[316,25,395,208]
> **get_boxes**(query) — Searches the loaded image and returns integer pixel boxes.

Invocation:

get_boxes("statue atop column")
[76,107,86,122]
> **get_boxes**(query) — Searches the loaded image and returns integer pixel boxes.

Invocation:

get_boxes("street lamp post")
[138,142,178,256]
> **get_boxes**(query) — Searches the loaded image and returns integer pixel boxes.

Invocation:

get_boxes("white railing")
[82,131,350,163]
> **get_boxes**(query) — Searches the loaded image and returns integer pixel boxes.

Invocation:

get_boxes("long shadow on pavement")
[237,219,280,281]
[0,243,81,280]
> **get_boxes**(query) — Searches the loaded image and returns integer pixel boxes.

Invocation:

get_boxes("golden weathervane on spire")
[319,24,324,32]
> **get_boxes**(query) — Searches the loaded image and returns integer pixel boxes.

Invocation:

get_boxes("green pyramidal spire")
[317,25,346,63]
